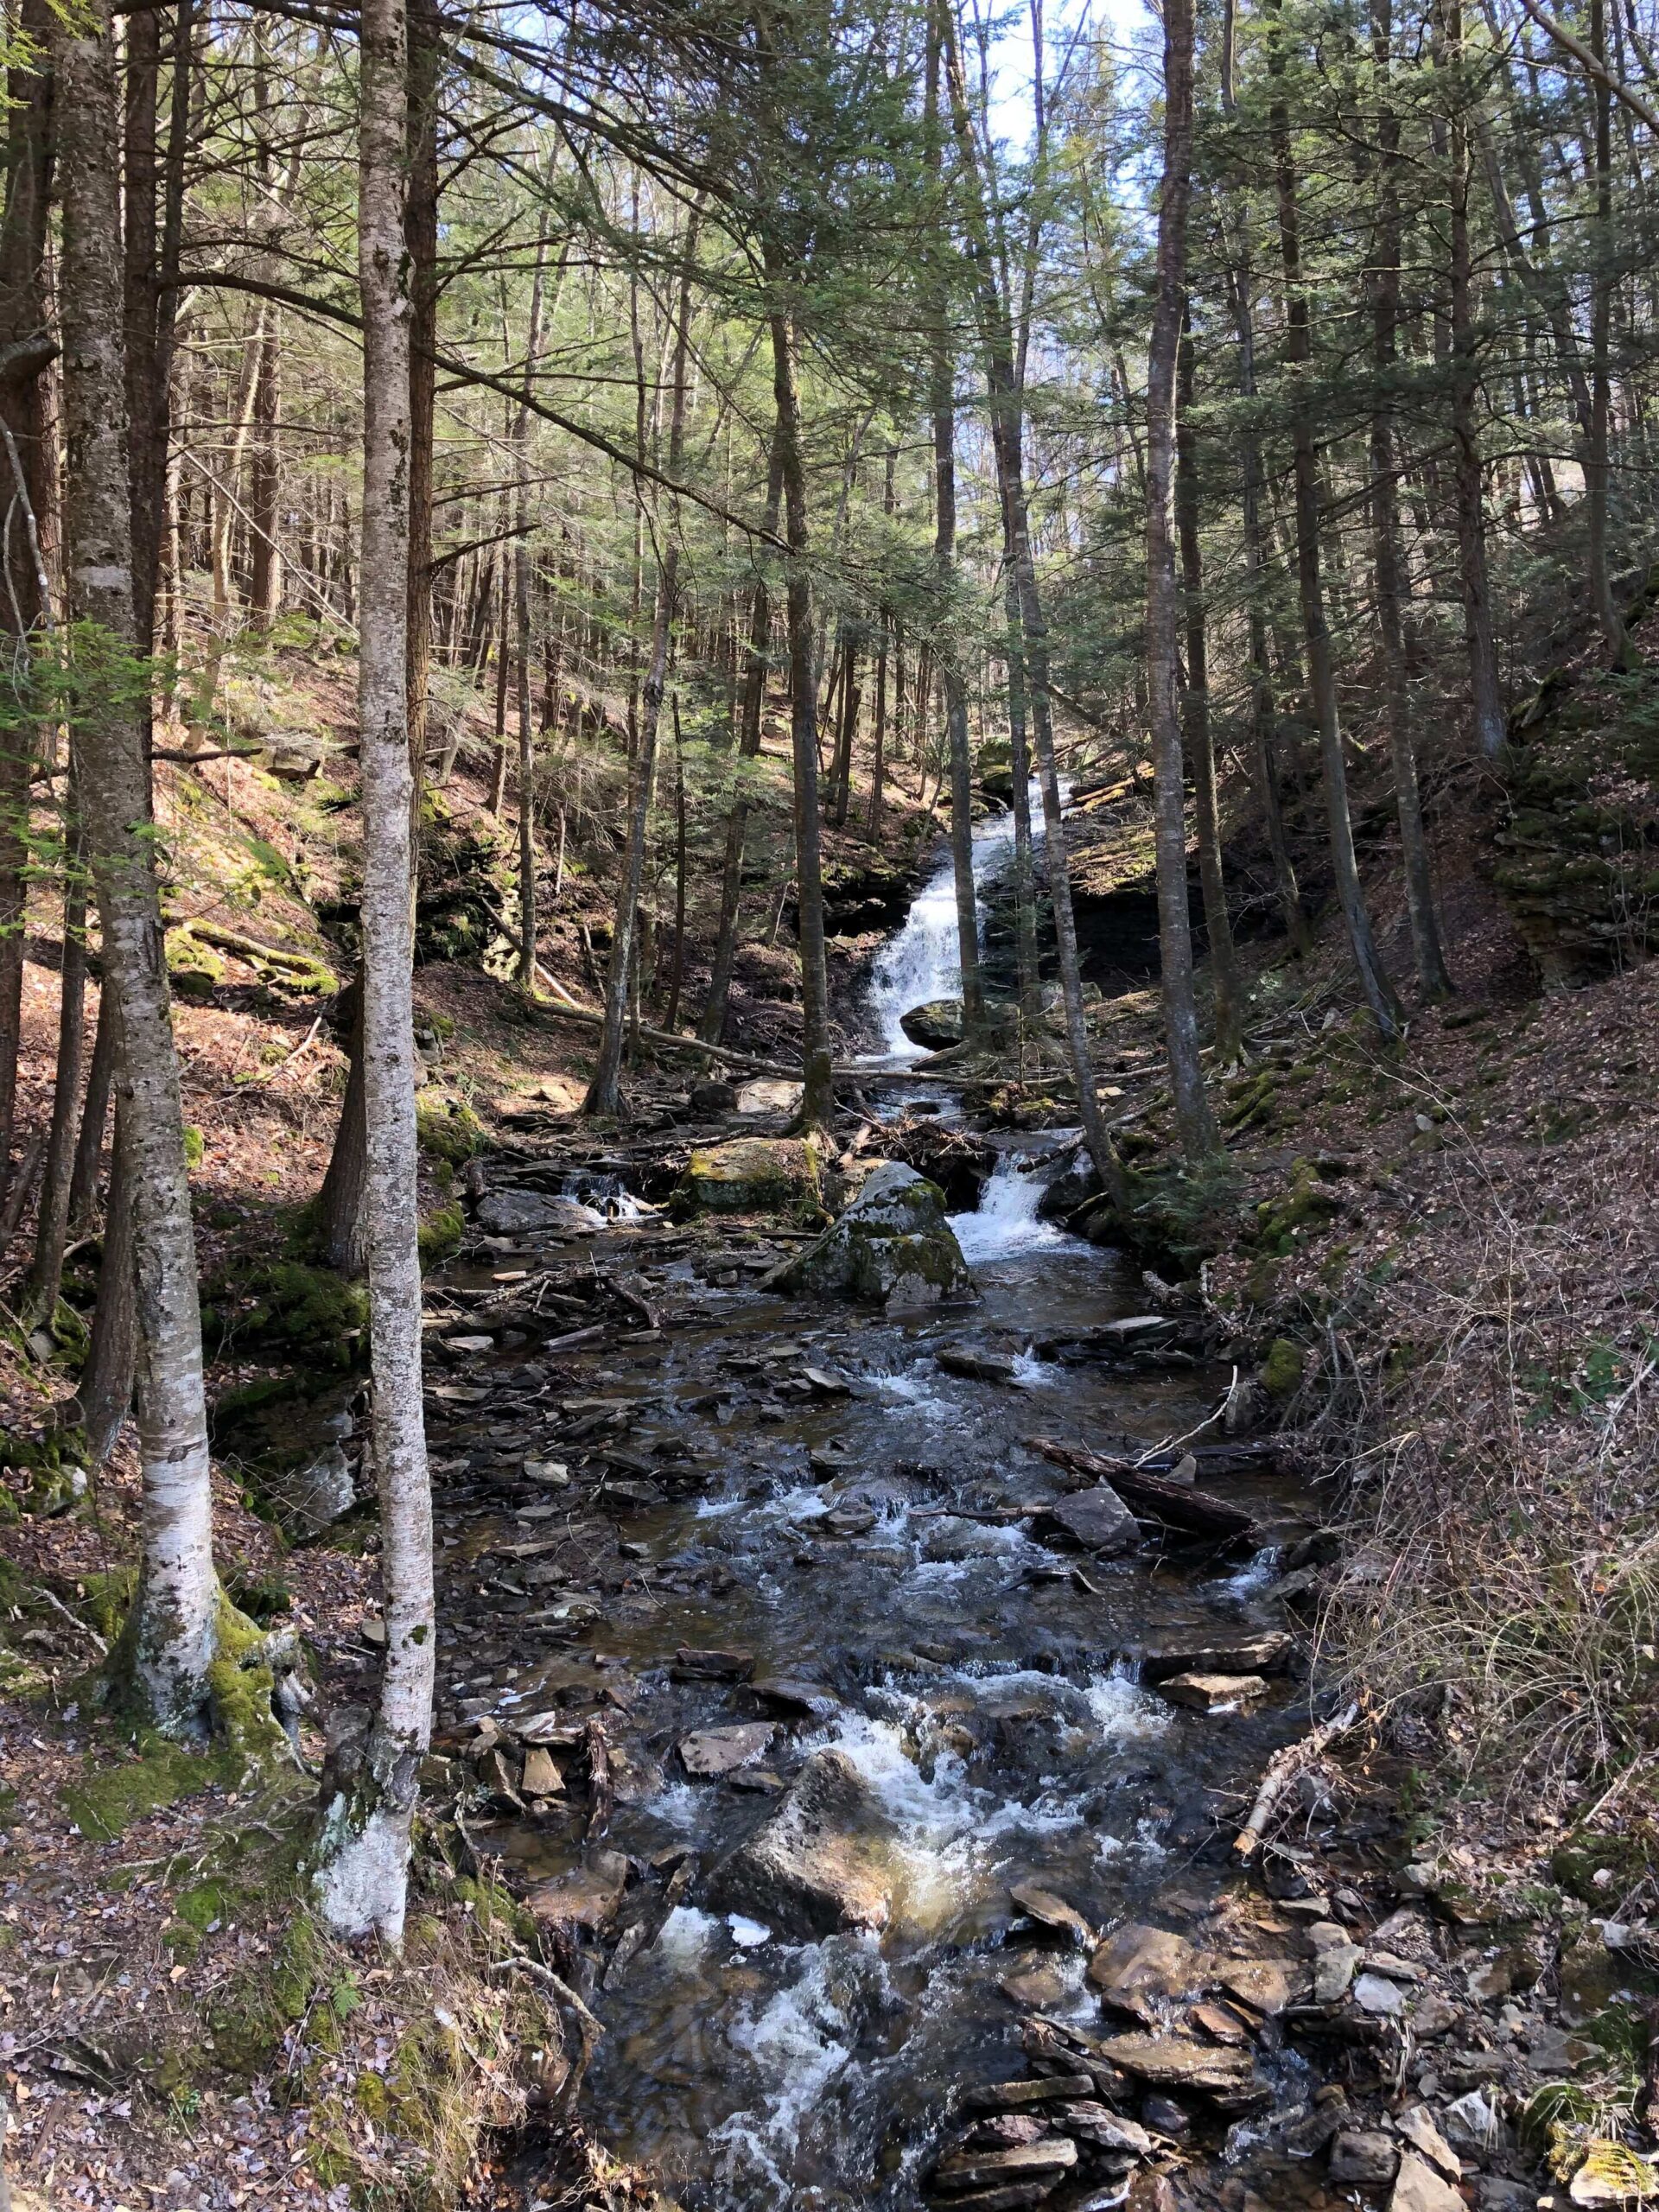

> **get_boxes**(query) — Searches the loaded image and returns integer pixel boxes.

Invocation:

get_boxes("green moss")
[416,1095,486,1166]
[419,1203,464,1268]
[1261,1338,1306,1399]
[175,1878,232,1933]
[182,1125,206,1170]
[62,1736,222,1841]
[213,1260,369,1363]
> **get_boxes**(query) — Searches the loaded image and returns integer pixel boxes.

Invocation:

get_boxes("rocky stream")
[306,815,1608,2212]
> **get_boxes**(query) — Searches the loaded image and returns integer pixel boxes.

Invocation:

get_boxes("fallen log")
[1233,1700,1361,1860]
[1029,1438,1257,1541]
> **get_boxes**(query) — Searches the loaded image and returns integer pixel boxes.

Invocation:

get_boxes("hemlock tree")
[312,0,435,1945]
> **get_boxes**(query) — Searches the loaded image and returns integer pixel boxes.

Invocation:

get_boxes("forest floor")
[3,634,1658,2209]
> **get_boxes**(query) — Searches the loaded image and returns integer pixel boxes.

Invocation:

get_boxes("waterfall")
[864,781,1059,1063]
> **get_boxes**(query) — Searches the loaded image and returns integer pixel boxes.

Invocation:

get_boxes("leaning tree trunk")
[26,798,89,1329]
[1143,0,1217,1170]
[767,302,836,1131]
[312,0,434,1945]
[54,0,221,1731]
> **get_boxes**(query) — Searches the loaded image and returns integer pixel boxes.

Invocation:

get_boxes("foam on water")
[949,1150,1066,1263]
[709,1944,868,2189]
[653,1904,719,1967]
[1084,1663,1175,1742]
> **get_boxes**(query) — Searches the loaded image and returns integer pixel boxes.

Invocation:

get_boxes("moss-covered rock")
[673,1134,826,1220]
[1261,1338,1306,1399]
[416,1095,486,1166]
[772,1160,976,1309]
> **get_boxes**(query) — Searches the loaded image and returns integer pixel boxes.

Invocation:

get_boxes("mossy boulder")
[1261,1338,1306,1399]
[899,998,964,1051]
[772,1160,976,1309]
[673,1134,826,1220]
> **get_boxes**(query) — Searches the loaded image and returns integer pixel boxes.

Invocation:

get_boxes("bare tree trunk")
[995,576,1042,1026]
[79,1127,137,1467]
[925,16,986,1043]
[0,0,54,1218]
[586,228,696,1115]
[1268,0,1404,1037]
[939,13,1127,1202]
[1373,0,1454,999]
[1438,0,1508,759]
[513,229,548,992]
[1586,0,1633,664]
[313,0,433,1945]
[701,436,783,1043]
[1144,0,1217,1166]
[54,0,220,1729]
[26,799,88,1327]
[767,302,836,1131]
[664,694,688,1033]
[1175,319,1244,1066]
[1224,243,1309,957]
[315,976,369,1275]
[68,987,116,1232]
[245,311,282,627]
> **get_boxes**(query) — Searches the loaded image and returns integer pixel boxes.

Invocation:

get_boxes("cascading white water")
[947,1147,1067,1262]
[865,780,1059,1063]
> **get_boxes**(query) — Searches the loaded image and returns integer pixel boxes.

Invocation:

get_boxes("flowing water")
[430,833,1315,2209]
[864,786,1052,1062]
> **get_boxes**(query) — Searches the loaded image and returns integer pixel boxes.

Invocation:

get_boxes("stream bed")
[404,813,1336,2211]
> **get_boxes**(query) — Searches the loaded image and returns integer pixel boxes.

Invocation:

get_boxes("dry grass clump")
[1306,1110,1659,1821]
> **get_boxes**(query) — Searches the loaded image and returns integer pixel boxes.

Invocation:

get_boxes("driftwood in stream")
[1234,1701,1361,1859]
[1030,1439,1257,1541]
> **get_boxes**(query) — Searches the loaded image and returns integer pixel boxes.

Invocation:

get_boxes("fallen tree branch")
[1234,1701,1362,1860]
[1029,1437,1257,1541]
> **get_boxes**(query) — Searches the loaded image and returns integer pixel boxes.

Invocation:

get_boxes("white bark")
[53,0,219,1732]
[314,0,435,1945]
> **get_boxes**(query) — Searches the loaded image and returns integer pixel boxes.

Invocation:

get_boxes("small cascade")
[947,1147,1067,1263]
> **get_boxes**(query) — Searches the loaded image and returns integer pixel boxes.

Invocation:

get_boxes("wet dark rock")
[1090,2032,1268,2110]
[524,1848,630,1933]
[962,2114,1052,2149]
[931,2136,1078,2192]
[998,1955,1073,2009]
[475,1190,599,1236]
[961,2076,1097,2114]
[689,1080,740,1115]
[1055,2104,1152,2156]
[938,1347,1027,1386]
[1010,1883,1094,1949]
[1088,1924,1203,2018]
[1042,1485,1139,1557]
[771,1161,976,1309]
[751,1675,841,1719]
[678,1722,776,1776]
[900,997,965,1050]
[671,1646,754,1681]
[1139,2094,1189,2136]
[705,1747,895,1938]
[1139,1633,1292,1681]
[1331,2131,1401,2185]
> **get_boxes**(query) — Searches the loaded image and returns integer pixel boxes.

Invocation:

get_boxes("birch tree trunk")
[312,0,434,1944]
[1144,0,1217,1166]
[54,0,220,1731]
